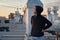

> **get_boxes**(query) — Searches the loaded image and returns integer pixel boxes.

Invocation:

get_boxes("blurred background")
[0,0,60,40]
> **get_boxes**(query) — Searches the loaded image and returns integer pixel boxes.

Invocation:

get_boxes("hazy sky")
[0,0,60,18]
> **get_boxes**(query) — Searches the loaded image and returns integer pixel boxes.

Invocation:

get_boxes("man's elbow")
[49,22,52,27]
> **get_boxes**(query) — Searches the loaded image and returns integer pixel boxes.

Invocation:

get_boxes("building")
[0,16,9,32]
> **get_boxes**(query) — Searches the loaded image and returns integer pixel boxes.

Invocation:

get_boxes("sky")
[0,0,60,18]
[0,0,27,18]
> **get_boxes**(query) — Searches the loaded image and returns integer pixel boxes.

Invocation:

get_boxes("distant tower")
[47,8,53,23]
[25,0,43,36]
[53,6,58,20]
[14,8,20,23]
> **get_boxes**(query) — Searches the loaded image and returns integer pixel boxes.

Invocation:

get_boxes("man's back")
[31,15,52,37]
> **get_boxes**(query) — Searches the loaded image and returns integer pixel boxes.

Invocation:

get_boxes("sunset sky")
[0,0,60,18]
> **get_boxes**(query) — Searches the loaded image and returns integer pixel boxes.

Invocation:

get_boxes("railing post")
[25,35,28,40]
[56,32,58,40]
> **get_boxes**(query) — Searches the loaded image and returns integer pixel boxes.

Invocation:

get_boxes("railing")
[25,30,60,40]
[0,35,25,40]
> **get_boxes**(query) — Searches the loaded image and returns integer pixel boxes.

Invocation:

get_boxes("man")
[31,6,52,40]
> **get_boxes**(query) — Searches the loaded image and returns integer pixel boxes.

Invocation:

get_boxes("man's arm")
[43,17,52,30]
[31,16,34,25]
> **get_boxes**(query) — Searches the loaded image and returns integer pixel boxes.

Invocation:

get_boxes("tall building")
[47,8,54,23]
[53,6,58,20]
[47,6,59,23]
[14,10,20,23]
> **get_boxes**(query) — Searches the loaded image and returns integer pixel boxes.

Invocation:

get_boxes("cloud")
[41,0,59,4]
[0,2,9,6]
[0,0,28,8]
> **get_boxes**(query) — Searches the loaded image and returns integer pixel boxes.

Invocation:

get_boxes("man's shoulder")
[31,15,35,18]
[41,15,47,20]
[41,15,45,18]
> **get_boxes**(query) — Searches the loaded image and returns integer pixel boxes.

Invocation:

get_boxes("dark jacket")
[31,15,52,37]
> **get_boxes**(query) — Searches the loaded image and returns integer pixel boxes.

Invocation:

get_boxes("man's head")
[33,6,43,16]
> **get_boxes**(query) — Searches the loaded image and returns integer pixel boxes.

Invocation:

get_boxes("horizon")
[0,0,60,18]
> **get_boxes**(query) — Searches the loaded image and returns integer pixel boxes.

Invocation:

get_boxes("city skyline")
[0,0,60,18]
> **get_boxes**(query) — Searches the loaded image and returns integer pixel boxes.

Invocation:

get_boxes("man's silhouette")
[31,6,52,40]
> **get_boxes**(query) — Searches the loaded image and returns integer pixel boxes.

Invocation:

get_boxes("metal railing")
[25,30,60,40]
